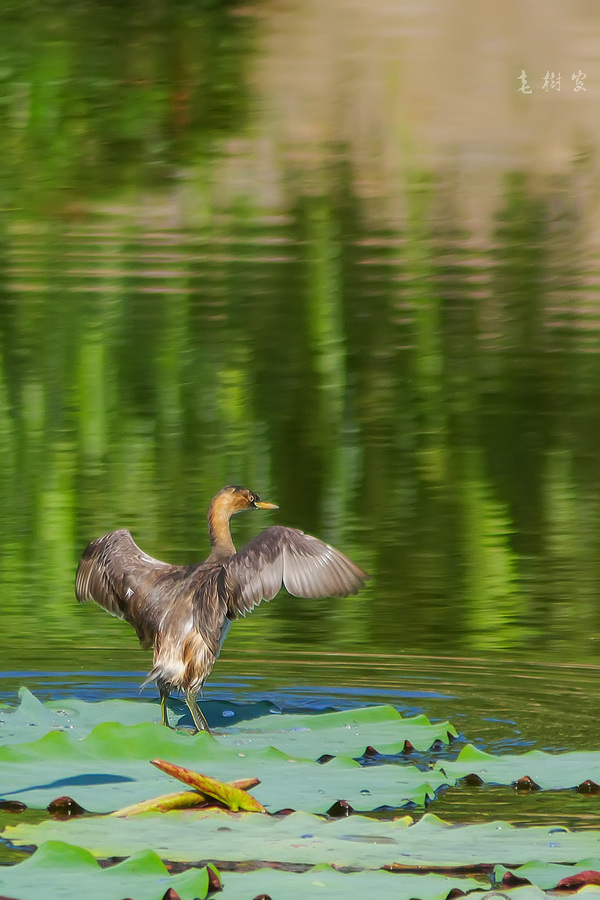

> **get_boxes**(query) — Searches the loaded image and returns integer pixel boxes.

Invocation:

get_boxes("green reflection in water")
[0,5,598,672]
[0,176,597,668]
[0,0,257,210]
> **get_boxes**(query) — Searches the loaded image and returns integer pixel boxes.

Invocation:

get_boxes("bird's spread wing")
[75,529,172,620]
[224,525,369,618]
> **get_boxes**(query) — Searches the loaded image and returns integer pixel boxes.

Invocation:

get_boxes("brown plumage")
[75,485,369,732]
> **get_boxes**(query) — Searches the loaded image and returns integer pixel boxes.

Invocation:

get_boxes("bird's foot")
[185,690,211,734]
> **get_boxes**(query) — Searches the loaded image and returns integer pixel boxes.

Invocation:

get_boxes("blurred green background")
[1,0,600,671]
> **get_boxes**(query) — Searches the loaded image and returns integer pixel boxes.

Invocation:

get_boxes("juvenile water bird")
[75,485,369,732]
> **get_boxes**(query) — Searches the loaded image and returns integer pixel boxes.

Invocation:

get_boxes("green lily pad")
[219,865,484,899]
[480,889,600,900]
[0,688,166,744]
[0,840,215,900]
[437,745,600,789]
[7,812,600,869]
[217,705,457,757]
[0,844,485,900]
[0,720,445,813]
[1,690,455,757]
[0,688,272,745]
[478,889,588,900]
[495,859,600,890]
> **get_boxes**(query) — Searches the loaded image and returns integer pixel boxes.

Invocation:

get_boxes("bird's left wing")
[75,528,172,620]
[224,525,369,618]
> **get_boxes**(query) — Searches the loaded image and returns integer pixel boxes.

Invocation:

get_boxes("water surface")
[1,2,600,770]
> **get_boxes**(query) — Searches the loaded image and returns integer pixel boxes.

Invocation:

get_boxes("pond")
[1,1,600,893]
[2,3,600,667]
[2,649,600,837]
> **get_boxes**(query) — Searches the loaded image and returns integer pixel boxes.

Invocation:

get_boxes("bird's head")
[211,485,279,519]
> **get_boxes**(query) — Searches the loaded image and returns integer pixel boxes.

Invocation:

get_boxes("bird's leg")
[185,689,211,733]
[159,686,172,728]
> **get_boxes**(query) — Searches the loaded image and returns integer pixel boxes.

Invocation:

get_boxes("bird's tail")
[142,633,213,694]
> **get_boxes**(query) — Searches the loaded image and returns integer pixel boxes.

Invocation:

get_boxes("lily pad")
[0,845,486,900]
[437,745,600,789]
[495,859,600,890]
[0,690,455,757]
[478,889,600,900]
[0,721,445,813]
[0,688,275,745]
[218,865,484,899]
[7,812,600,869]
[0,840,215,900]
[216,705,457,757]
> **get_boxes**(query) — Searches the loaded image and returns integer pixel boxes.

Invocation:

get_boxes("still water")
[1,1,600,754]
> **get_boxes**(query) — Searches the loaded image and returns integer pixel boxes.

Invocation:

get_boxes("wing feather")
[75,529,171,620]
[77,532,229,656]
[225,525,369,617]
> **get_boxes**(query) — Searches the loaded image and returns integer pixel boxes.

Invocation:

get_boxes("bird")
[75,485,369,732]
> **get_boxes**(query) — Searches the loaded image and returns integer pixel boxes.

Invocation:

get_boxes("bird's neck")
[206,502,236,563]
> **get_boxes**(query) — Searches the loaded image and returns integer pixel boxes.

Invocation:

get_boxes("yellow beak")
[255,500,279,510]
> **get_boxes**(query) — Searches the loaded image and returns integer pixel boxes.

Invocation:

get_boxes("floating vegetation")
[1,692,600,899]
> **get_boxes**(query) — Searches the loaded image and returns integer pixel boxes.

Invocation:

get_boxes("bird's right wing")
[224,525,369,618]
[75,529,171,619]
